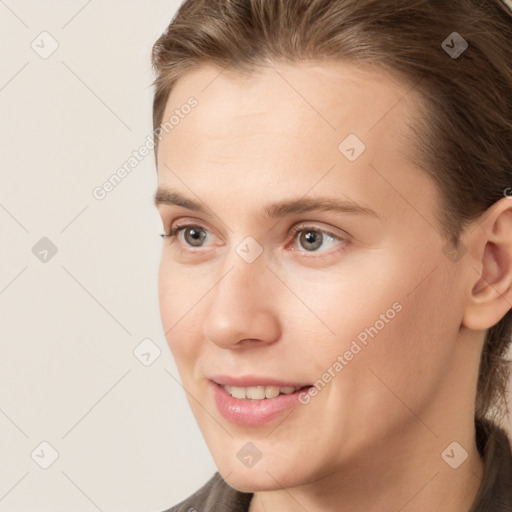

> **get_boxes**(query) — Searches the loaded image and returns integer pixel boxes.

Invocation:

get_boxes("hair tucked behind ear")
[151,0,512,424]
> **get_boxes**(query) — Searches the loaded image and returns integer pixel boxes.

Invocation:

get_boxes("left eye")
[161,225,345,254]
[289,228,343,253]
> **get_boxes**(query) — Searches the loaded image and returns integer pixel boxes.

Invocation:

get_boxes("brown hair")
[151,0,512,425]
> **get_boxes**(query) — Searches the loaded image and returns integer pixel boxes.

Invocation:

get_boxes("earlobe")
[461,201,512,331]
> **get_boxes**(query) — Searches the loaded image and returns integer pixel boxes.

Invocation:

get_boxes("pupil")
[186,227,206,246]
[301,230,322,251]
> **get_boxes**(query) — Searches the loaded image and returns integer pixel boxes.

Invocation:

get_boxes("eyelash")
[160,222,348,256]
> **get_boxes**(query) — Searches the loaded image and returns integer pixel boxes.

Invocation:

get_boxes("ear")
[461,197,512,330]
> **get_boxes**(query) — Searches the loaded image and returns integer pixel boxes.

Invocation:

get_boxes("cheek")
[288,250,459,407]
[157,258,204,362]
[321,265,459,433]
[281,254,408,358]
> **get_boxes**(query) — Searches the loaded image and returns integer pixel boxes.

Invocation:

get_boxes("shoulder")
[159,472,253,512]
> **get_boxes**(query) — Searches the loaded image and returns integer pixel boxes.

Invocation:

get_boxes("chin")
[216,461,307,493]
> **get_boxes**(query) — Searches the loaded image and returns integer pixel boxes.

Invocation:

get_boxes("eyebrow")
[153,186,379,219]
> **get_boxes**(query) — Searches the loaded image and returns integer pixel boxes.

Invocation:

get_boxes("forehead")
[158,59,420,166]
[156,60,436,226]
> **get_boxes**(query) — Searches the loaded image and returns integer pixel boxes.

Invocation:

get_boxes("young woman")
[151,1,512,510]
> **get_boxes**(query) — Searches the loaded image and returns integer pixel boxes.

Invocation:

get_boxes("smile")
[210,380,313,425]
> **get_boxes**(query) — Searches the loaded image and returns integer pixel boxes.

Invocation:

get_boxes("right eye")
[161,224,213,247]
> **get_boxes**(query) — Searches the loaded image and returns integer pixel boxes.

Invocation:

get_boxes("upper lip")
[210,375,311,388]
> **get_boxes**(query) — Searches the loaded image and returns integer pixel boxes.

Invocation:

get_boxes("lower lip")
[210,381,311,426]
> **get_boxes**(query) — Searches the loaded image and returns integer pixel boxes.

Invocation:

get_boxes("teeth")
[223,385,299,400]
[264,386,280,399]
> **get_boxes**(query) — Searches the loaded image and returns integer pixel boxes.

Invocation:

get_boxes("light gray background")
[1,1,511,511]
[1,2,216,511]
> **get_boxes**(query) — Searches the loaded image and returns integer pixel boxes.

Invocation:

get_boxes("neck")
[248,417,485,512]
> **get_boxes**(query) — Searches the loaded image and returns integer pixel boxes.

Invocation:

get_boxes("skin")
[154,60,512,512]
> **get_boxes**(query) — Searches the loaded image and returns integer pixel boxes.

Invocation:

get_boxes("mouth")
[219,383,310,400]
[209,379,313,425]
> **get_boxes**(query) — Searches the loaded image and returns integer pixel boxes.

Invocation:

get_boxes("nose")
[202,254,281,349]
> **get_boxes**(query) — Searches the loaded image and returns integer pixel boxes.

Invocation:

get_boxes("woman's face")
[155,61,473,491]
